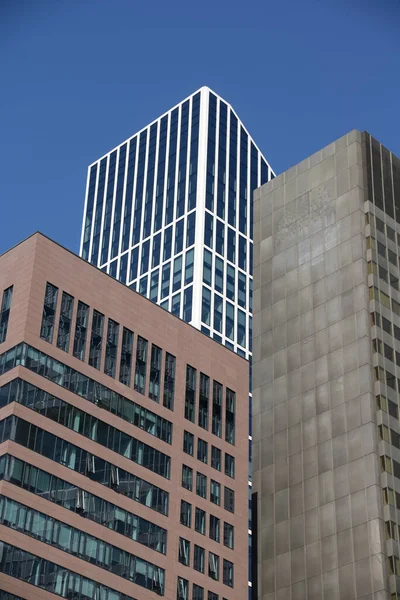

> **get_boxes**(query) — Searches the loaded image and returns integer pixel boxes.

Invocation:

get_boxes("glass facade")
[80,86,274,595]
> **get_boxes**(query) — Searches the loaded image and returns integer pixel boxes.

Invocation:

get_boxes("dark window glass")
[163,352,176,410]
[89,310,104,369]
[202,287,211,326]
[204,212,213,249]
[185,365,196,422]
[212,381,222,437]
[197,438,208,463]
[0,286,13,344]
[223,559,234,587]
[209,515,220,542]
[225,453,235,478]
[134,336,148,394]
[72,301,89,360]
[56,292,74,352]
[194,543,205,571]
[224,486,235,513]
[196,472,207,498]
[203,249,212,286]
[180,500,192,527]
[225,388,236,444]
[104,318,119,378]
[149,344,162,402]
[224,522,234,549]
[198,372,210,429]
[183,286,193,323]
[182,464,193,491]
[119,327,133,386]
[211,446,221,471]
[183,431,194,456]
[193,584,204,600]
[210,480,221,505]
[40,283,58,343]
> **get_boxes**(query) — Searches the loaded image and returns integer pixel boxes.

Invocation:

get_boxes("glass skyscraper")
[80,86,274,595]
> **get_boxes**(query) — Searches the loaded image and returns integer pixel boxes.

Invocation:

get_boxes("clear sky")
[1,0,399,256]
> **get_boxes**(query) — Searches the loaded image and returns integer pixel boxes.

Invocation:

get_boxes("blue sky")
[0,0,399,256]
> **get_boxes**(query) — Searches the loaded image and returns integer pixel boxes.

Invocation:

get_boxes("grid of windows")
[0,542,137,600]
[0,495,165,595]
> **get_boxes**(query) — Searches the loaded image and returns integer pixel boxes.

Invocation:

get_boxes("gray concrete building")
[252,130,400,599]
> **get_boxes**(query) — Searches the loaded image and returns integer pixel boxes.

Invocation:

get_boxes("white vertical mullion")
[159,110,172,303]
[106,146,120,268]
[127,135,140,284]
[88,162,100,262]
[97,155,110,268]
[117,141,130,261]
[148,119,161,281]
[192,87,209,328]
[170,104,182,299]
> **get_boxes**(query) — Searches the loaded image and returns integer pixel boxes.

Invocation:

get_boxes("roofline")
[0,231,248,365]
[87,85,275,174]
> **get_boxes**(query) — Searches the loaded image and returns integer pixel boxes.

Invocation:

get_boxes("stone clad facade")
[252,130,394,599]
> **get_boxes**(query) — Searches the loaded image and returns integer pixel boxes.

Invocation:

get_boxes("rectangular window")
[193,584,204,600]
[223,559,234,587]
[209,515,220,542]
[72,301,89,360]
[180,500,192,527]
[177,576,189,600]
[225,453,235,478]
[196,472,207,498]
[212,381,222,437]
[194,543,205,571]
[134,336,148,394]
[183,286,193,323]
[194,508,206,535]
[173,256,182,293]
[179,537,190,566]
[209,552,220,581]
[224,522,234,549]
[183,431,194,456]
[197,438,208,463]
[56,292,74,352]
[88,309,104,369]
[201,287,211,326]
[224,487,235,513]
[40,283,58,343]
[211,446,221,471]
[163,352,176,410]
[104,319,119,378]
[198,372,210,429]
[225,388,236,445]
[119,327,133,386]
[185,365,196,422]
[161,262,170,299]
[210,480,221,505]
[182,464,193,491]
[0,286,13,344]
[225,302,234,341]
[185,248,194,285]
[149,344,162,402]
[203,249,212,286]
[208,593,218,600]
